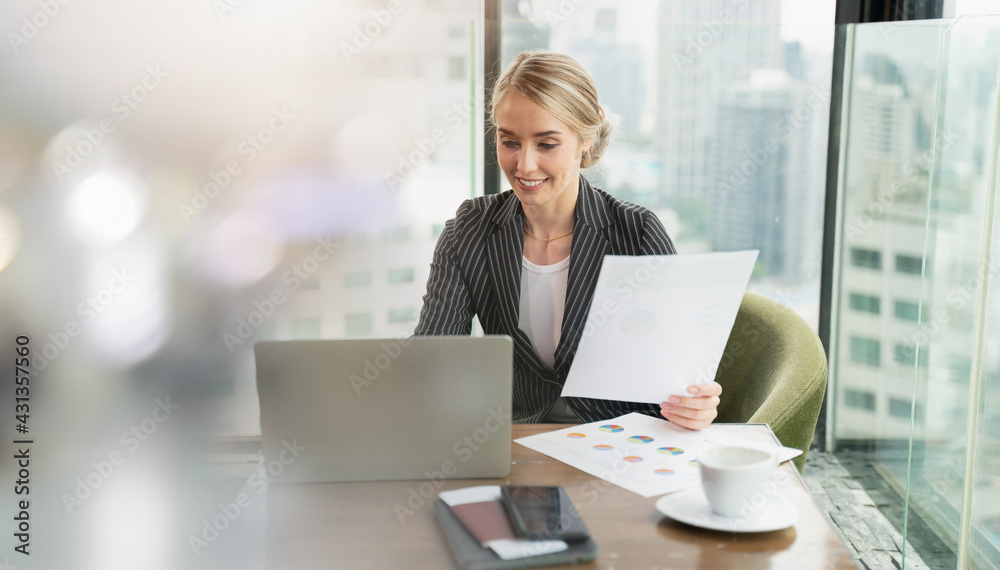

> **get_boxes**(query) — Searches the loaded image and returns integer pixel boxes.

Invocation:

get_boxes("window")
[850,247,882,270]
[500,0,833,333]
[895,254,923,275]
[300,274,320,290]
[448,56,465,80]
[345,272,373,287]
[383,226,410,242]
[387,268,414,284]
[889,397,912,419]
[889,397,925,421]
[893,343,928,367]
[345,313,373,336]
[950,355,972,384]
[850,336,881,366]
[201,378,235,398]
[388,307,417,323]
[894,300,920,321]
[849,293,881,314]
[845,388,876,411]
[291,318,321,339]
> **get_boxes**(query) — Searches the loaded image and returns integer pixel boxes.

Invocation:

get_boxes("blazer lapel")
[486,194,532,347]
[554,176,614,376]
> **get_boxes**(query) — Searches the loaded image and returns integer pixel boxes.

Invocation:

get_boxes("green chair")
[714,292,828,473]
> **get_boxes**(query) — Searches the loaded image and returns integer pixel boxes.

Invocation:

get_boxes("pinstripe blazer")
[414,175,677,423]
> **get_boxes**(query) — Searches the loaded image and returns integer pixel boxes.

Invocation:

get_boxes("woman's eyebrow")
[497,127,563,137]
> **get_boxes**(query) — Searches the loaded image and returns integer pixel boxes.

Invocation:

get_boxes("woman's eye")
[539,143,558,150]
[501,140,519,148]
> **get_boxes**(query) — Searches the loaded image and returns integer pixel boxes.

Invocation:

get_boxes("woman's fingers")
[659,408,717,430]
[659,382,722,430]
[687,382,722,397]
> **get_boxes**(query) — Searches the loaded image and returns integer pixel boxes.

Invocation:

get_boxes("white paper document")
[561,250,758,404]
[514,413,801,498]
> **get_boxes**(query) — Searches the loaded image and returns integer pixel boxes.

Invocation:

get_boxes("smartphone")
[500,485,590,542]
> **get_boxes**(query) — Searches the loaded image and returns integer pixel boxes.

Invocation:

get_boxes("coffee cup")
[698,445,779,518]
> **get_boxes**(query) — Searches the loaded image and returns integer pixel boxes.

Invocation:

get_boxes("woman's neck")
[522,181,579,237]
[523,209,573,237]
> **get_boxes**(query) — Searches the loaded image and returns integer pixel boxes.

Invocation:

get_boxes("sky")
[780,0,837,51]
[607,1,838,55]
[954,0,1000,16]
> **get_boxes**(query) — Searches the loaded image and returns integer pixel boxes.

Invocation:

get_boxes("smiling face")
[495,91,590,217]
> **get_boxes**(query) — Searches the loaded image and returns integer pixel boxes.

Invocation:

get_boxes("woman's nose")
[517,147,538,172]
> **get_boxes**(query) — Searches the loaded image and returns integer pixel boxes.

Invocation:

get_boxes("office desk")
[265,424,857,569]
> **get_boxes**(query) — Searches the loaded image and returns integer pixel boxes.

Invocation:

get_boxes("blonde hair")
[490,50,612,168]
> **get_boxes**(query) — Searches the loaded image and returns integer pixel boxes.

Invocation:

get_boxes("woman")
[415,50,721,429]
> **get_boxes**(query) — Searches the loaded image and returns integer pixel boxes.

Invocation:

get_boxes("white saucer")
[655,487,798,533]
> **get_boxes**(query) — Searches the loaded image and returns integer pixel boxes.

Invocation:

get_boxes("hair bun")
[584,116,614,168]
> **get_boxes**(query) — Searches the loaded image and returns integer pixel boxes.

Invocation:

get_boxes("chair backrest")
[714,292,828,472]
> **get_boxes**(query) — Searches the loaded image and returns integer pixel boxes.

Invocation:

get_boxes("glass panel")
[893,343,927,367]
[830,16,954,567]
[501,0,835,328]
[832,18,949,450]
[934,16,1000,570]
[911,16,1000,569]
[0,1,483,566]
[831,14,1000,568]
[889,397,918,419]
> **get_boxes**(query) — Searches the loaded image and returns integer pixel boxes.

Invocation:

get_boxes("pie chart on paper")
[627,435,654,444]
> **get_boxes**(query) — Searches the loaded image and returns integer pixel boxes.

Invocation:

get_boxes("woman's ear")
[581,140,594,166]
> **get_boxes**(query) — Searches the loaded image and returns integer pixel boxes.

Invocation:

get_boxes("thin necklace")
[524,226,574,242]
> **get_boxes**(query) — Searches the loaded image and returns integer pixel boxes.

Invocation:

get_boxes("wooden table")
[265,424,857,569]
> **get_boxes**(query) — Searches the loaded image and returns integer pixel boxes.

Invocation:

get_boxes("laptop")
[254,335,513,484]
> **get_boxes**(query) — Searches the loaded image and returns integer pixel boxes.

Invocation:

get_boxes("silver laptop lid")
[254,335,513,484]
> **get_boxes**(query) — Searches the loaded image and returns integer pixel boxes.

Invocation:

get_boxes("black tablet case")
[434,498,598,570]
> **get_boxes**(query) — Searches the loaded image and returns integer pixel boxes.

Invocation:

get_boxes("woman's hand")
[659,382,722,431]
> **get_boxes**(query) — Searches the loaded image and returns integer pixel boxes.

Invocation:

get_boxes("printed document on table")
[515,413,801,498]
[561,251,758,404]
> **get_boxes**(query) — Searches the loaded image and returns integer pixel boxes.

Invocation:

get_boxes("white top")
[518,255,578,422]
[518,255,570,370]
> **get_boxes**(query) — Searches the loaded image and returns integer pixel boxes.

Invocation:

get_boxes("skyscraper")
[710,69,822,279]
[655,0,783,201]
